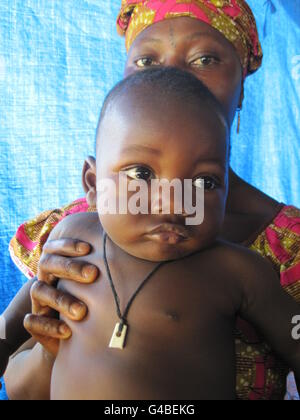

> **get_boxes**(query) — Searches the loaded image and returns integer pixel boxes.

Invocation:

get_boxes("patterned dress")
[9,199,300,400]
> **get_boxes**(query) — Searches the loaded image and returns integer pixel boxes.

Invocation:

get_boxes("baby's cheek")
[201,196,225,235]
[100,213,140,244]
[205,187,226,209]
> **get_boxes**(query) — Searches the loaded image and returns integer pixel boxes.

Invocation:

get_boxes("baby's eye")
[135,57,160,68]
[193,176,220,191]
[123,166,154,181]
[190,55,219,67]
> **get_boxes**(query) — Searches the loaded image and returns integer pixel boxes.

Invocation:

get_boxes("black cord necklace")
[103,233,167,349]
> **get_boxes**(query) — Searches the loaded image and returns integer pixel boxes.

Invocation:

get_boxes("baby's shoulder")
[203,240,276,280]
[47,212,102,243]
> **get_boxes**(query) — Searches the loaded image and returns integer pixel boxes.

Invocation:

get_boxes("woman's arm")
[295,377,300,398]
[3,278,90,400]
[3,236,100,400]
[0,238,98,376]
[4,339,54,400]
[0,278,35,378]
[239,252,300,380]
[2,229,100,398]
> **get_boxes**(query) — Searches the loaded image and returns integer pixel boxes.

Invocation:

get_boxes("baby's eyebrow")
[194,157,227,170]
[121,145,162,155]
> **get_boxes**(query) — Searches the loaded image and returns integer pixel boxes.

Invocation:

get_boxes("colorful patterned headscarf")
[117,0,263,76]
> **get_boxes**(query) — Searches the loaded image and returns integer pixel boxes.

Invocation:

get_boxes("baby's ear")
[82,156,97,206]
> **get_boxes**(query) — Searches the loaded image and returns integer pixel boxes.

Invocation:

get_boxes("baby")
[1,67,299,400]
[46,68,299,400]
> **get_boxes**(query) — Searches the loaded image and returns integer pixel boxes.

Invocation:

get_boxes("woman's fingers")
[43,239,91,257]
[37,238,98,285]
[24,315,70,357]
[32,334,59,358]
[30,282,87,321]
[24,315,71,340]
[38,253,99,285]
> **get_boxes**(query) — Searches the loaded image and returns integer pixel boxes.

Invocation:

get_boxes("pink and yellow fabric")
[117,0,263,76]
[9,201,300,399]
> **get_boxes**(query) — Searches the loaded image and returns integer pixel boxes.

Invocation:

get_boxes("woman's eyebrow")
[186,32,221,43]
[138,37,163,45]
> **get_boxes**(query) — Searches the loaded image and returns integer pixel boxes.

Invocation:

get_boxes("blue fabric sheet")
[0,0,299,399]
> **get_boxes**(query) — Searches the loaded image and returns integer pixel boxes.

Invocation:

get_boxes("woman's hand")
[24,239,99,357]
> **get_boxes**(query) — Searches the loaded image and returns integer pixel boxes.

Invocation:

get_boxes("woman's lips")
[146,224,189,245]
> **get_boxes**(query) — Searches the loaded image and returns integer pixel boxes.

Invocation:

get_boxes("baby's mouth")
[146,224,190,245]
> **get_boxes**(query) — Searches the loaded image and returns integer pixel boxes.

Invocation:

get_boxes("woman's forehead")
[130,17,233,50]
[118,1,263,76]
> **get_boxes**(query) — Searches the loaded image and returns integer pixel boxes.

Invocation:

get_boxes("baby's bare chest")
[59,250,238,350]
[54,257,238,400]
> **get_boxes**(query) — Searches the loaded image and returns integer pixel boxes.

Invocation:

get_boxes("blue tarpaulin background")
[0,0,299,399]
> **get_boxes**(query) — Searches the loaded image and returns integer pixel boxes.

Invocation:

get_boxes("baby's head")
[85,68,230,261]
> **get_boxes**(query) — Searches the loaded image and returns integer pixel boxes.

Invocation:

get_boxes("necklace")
[103,233,167,349]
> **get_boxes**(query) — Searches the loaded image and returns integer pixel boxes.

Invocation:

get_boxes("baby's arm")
[238,251,300,385]
[0,279,34,378]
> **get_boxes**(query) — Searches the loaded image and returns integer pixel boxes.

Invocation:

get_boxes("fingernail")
[82,265,97,280]
[59,324,71,336]
[70,302,85,316]
[76,242,89,253]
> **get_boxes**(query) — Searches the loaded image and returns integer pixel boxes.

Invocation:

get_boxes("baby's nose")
[150,180,185,216]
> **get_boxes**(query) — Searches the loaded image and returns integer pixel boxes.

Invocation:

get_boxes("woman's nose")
[163,54,186,72]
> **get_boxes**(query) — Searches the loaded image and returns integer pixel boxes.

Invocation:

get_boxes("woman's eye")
[135,57,160,68]
[193,176,220,191]
[190,56,218,67]
[124,167,154,181]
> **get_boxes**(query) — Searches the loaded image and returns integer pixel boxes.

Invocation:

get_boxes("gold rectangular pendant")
[109,323,128,349]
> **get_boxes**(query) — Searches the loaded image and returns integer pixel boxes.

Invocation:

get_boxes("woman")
[5,0,300,400]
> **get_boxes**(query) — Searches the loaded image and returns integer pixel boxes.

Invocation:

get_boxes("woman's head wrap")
[117,0,263,76]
